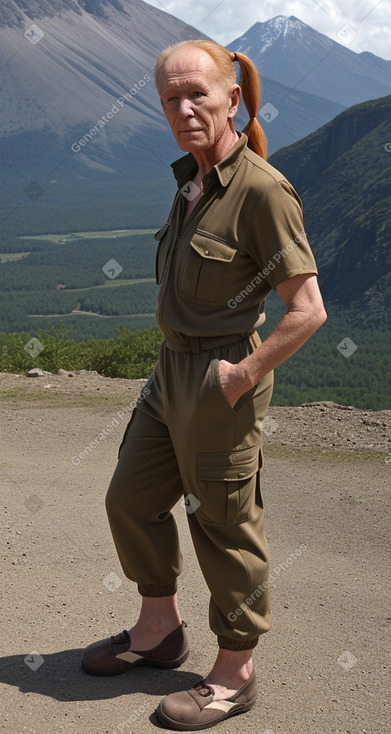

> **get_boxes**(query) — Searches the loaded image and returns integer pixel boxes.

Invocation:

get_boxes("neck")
[191,126,239,180]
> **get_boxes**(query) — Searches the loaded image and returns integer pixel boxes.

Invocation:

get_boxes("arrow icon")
[259,103,279,123]
[102,258,123,279]
[337,337,357,357]
[181,493,201,513]
[24,651,44,670]
[181,181,201,201]
[23,24,45,45]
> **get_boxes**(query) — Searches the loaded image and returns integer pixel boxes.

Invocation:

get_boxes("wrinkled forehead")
[156,48,220,93]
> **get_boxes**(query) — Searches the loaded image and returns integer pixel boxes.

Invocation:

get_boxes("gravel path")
[0,371,390,734]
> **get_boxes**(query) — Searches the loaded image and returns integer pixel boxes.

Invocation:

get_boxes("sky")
[144,0,391,60]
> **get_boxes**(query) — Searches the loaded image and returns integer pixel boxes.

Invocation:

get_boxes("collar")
[171,132,248,191]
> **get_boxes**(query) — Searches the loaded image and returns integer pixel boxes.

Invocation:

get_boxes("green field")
[0,252,30,262]
[1,229,390,410]
[18,228,157,243]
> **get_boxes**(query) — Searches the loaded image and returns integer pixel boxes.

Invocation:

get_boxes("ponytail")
[232,51,267,159]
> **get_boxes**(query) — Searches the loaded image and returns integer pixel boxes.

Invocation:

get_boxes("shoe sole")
[155,696,257,731]
[81,646,190,676]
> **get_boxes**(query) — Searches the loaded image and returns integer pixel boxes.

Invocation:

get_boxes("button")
[204,249,209,255]
[238,472,246,478]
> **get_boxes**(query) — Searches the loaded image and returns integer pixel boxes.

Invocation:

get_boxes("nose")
[178,96,194,117]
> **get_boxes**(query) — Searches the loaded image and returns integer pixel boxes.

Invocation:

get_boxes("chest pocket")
[179,232,237,303]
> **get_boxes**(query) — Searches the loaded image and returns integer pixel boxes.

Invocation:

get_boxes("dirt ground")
[0,370,390,734]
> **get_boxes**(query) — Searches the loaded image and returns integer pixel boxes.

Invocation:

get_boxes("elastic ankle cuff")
[218,635,259,651]
[138,580,178,597]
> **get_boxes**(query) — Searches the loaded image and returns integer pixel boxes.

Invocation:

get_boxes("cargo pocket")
[195,444,260,525]
[179,232,237,303]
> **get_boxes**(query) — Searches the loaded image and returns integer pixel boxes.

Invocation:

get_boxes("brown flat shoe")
[155,668,258,730]
[82,621,189,676]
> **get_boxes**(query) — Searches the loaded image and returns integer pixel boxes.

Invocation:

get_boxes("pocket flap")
[190,233,237,262]
[196,445,259,482]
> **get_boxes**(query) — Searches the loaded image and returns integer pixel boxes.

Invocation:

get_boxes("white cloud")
[144,0,391,59]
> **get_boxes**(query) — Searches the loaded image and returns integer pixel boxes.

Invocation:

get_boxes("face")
[157,48,239,154]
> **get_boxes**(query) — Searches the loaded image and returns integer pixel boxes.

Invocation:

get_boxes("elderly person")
[83,40,326,730]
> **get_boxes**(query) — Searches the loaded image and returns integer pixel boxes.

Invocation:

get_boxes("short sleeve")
[247,179,318,289]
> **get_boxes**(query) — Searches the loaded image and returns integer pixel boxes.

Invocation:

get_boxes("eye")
[193,91,206,99]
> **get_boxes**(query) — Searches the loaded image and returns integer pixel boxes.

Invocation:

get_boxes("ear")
[227,84,241,118]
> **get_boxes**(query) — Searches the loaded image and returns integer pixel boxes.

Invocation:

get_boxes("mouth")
[179,128,203,133]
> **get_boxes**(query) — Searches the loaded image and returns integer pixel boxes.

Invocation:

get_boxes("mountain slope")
[0,0,202,236]
[227,16,391,107]
[0,1,343,236]
[269,95,391,324]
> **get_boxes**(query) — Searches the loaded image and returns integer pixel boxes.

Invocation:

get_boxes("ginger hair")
[154,40,267,159]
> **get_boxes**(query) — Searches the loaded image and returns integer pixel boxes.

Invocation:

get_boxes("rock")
[300,401,355,410]
[57,369,74,377]
[26,368,52,378]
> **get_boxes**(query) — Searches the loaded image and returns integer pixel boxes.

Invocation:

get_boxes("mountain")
[0,0,200,236]
[227,16,391,107]
[269,95,391,325]
[0,1,343,237]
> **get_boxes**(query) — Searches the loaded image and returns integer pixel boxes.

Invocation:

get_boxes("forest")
[1,301,390,411]
[0,231,390,410]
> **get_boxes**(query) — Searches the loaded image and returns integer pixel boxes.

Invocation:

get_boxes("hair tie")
[232,52,238,62]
